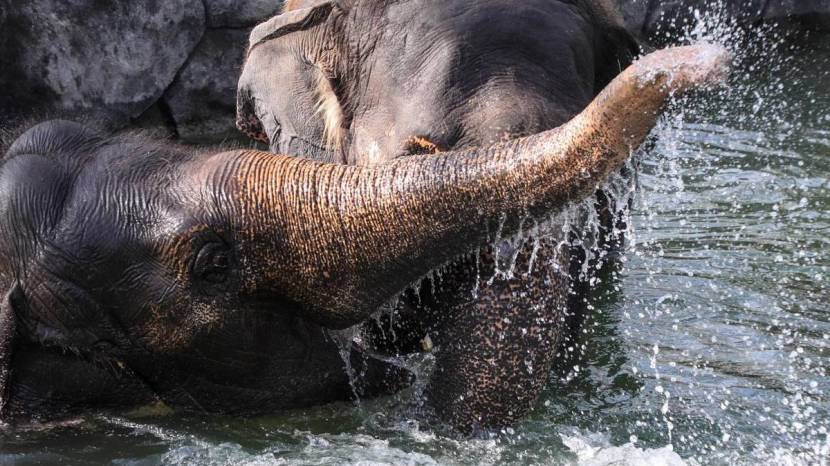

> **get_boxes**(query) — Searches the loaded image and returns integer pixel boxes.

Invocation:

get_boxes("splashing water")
[326,326,363,404]
[548,9,830,464]
[2,12,829,466]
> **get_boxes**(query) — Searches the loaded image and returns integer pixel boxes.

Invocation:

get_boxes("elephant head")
[0,45,729,426]
[235,0,649,432]
[237,0,640,164]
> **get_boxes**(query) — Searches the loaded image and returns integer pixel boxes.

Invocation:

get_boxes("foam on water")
[85,416,701,466]
[560,430,691,466]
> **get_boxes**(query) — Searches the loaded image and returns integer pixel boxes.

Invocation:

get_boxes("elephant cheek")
[135,301,224,353]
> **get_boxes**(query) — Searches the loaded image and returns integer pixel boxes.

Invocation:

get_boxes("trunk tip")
[633,44,733,93]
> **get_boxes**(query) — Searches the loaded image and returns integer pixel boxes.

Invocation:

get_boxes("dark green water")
[1,27,827,466]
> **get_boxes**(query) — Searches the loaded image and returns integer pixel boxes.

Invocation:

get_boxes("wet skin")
[0,45,730,432]
[237,0,640,430]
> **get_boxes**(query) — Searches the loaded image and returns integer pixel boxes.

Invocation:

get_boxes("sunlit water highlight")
[1,20,828,466]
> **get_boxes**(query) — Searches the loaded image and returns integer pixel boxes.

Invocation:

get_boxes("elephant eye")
[193,241,232,285]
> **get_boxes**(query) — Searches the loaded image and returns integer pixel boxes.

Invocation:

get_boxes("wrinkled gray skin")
[236,0,639,430]
[0,41,729,434]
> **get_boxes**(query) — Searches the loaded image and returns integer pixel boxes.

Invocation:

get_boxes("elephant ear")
[282,0,330,13]
[247,1,335,50]
[237,1,347,162]
[0,283,22,421]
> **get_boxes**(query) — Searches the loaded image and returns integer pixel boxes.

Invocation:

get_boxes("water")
[1,26,828,466]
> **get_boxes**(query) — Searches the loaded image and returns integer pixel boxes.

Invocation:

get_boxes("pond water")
[1,22,828,466]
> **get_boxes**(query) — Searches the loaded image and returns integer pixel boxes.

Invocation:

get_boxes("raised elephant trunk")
[224,44,730,328]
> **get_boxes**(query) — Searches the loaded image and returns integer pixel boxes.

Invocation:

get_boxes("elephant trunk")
[225,44,730,328]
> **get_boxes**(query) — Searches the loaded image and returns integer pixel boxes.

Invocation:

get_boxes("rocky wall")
[0,0,827,143]
[618,0,830,41]
[0,0,283,143]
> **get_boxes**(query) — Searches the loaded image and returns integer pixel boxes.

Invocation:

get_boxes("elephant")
[0,44,729,432]
[235,0,643,430]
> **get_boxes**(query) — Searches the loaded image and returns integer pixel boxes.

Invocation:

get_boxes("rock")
[0,0,205,126]
[0,4,7,52]
[639,0,767,40]
[763,0,830,28]
[163,29,251,144]
[0,3,10,118]
[612,0,830,41]
[204,0,284,27]
[131,102,178,140]
[2,0,827,142]
[615,0,651,38]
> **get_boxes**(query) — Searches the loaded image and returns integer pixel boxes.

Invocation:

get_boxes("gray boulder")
[204,0,284,27]
[163,29,251,144]
[614,0,830,40]
[764,0,830,28]
[615,0,651,37]
[611,0,765,39]
[0,0,204,126]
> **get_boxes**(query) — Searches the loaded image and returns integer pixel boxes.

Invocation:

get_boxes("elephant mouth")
[271,134,342,163]
[103,308,413,415]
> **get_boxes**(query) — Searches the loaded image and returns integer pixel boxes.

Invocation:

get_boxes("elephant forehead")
[343,0,596,151]
[0,153,70,230]
[0,153,75,270]
[37,142,213,272]
[359,0,592,75]
[0,129,190,279]
[66,160,178,236]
